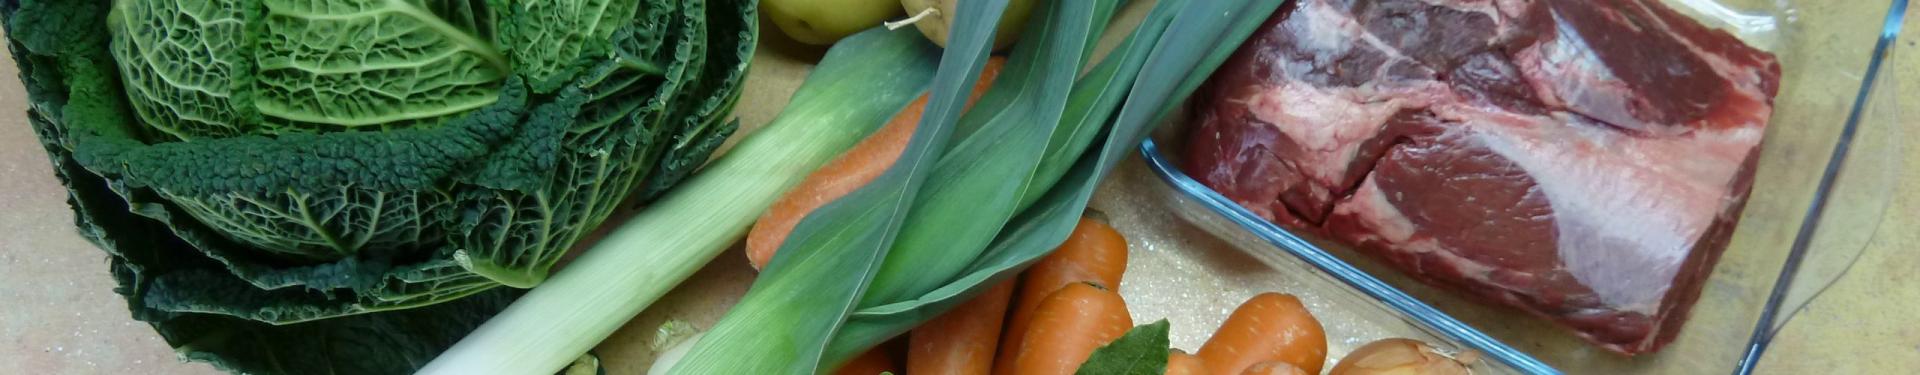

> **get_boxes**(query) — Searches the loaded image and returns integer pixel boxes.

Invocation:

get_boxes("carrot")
[835,346,900,375]
[1196,293,1328,375]
[1240,361,1309,375]
[1008,282,1133,375]
[745,57,1008,270]
[907,279,1017,375]
[994,217,1129,374]
[1167,350,1211,375]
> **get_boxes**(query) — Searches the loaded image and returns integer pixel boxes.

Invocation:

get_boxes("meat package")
[1182,0,1781,354]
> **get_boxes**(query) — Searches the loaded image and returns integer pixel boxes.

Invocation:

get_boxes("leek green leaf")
[664,3,1006,369]
[858,0,1122,307]
[826,2,1185,360]
[827,0,1287,362]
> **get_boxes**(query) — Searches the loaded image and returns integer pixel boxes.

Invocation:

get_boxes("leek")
[416,28,942,375]
[666,0,1010,371]
[822,0,1189,360]
[670,0,1287,372]
[858,0,1122,307]
[826,0,1288,362]
[665,0,1010,369]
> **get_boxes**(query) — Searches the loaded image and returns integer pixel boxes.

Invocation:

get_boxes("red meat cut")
[1183,0,1780,354]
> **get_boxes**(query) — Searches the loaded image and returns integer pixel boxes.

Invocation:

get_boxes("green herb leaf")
[1076,320,1173,375]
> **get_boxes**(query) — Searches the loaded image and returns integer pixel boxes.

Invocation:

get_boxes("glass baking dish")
[1093,148,1553,374]
[1105,0,1907,374]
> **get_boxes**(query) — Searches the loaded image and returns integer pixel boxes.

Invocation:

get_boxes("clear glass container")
[1094,148,1554,374]
[1102,0,1908,373]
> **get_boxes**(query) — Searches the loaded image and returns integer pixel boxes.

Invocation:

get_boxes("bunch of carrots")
[808,215,1330,375]
[824,214,1131,375]
[740,56,1454,375]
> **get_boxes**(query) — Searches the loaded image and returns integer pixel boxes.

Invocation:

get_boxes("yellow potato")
[899,0,1038,50]
[764,0,903,45]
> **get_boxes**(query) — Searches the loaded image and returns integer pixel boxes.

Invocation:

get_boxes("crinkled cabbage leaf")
[1,0,755,372]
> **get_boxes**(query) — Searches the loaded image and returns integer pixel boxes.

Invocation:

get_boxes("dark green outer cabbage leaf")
[1,0,755,373]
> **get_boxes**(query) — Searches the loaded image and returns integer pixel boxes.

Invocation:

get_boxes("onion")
[1328,338,1475,375]
[1244,360,1311,375]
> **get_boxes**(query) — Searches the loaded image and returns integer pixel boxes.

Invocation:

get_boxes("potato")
[764,0,903,45]
[898,0,1039,50]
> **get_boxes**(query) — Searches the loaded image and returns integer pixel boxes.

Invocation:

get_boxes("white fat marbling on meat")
[1289,0,1362,60]
[1285,0,1414,74]
[1513,17,1668,135]
[1247,0,1766,316]
[1278,0,1437,89]
[1336,175,1506,292]
[1494,0,1535,19]
[1340,178,1419,243]
[1453,105,1757,315]
[1245,82,1409,186]
[1515,3,1773,136]
[1418,0,1509,35]
[1626,0,1779,132]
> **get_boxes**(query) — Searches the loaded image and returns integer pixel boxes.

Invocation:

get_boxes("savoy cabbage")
[3,0,755,372]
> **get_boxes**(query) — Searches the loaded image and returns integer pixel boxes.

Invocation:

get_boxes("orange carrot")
[745,57,1007,270]
[835,346,900,375]
[1008,282,1133,375]
[1240,361,1310,375]
[907,279,1017,375]
[1197,293,1328,375]
[1167,350,1211,375]
[994,217,1129,374]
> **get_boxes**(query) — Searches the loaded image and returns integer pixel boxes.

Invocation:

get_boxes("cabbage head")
[2,0,754,372]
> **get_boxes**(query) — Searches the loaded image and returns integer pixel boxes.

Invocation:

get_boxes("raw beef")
[1183,0,1780,354]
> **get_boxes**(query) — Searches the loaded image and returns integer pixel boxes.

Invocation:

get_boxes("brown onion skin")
[1327,339,1472,375]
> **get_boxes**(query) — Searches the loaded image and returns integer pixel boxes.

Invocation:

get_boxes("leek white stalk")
[418,113,827,375]
[418,28,942,375]
[648,333,705,375]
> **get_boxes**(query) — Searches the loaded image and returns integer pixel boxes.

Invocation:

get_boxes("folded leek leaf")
[827,0,1288,363]
[859,0,1122,308]
[836,0,1186,324]
[664,0,1007,368]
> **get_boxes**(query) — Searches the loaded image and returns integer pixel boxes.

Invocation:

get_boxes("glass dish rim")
[1733,0,1908,373]
[1133,1,1906,371]
[1138,139,1562,375]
